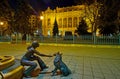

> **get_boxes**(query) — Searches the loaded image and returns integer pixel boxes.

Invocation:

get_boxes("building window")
[47,18,51,27]
[58,18,62,28]
[79,17,82,22]
[63,18,67,28]
[68,17,72,28]
[73,17,77,27]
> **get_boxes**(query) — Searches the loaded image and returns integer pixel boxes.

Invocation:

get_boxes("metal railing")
[0,35,120,45]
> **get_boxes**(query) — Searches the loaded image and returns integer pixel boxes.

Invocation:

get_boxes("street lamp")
[39,16,43,35]
[0,22,4,25]
[0,22,4,36]
[40,16,44,20]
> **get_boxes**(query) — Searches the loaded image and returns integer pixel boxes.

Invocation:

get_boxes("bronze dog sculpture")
[52,52,71,76]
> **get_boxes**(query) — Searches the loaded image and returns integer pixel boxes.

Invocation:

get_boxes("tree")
[13,0,33,34]
[99,24,117,35]
[52,18,59,36]
[76,19,89,35]
[6,0,35,41]
[0,0,13,35]
[98,0,120,35]
[0,0,12,19]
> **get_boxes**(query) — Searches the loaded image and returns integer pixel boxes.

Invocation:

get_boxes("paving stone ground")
[22,55,120,79]
[0,43,120,79]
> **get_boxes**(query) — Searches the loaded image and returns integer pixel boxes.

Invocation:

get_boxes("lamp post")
[37,15,44,41]
[0,22,4,36]
[39,16,43,35]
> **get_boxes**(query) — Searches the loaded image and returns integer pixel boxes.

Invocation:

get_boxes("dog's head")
[54,52,62,63]
[53,51,62,56]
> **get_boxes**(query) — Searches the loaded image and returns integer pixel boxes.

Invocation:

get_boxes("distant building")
[29,15,38,32]
[41,5,87,36]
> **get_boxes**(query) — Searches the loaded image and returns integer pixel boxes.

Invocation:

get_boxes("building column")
[72,17,73,28]
[67,18,68,28]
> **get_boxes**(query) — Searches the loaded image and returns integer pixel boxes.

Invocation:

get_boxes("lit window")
[63,18,67,28]
[68,17,72,27]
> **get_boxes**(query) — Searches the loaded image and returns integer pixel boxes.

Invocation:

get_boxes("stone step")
[0,56,15,70]
[0,59,24,79]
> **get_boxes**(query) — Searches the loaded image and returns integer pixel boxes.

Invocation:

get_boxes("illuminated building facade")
[41,5,87,36]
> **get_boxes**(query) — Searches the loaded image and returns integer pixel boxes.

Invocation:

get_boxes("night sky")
[28,0,75,12]
[8,0,75,13]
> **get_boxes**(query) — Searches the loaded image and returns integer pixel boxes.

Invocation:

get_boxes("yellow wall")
[41,5,87,36]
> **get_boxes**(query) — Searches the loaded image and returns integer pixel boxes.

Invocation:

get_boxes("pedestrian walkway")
[0,43,120,79]
[23,55,120,79]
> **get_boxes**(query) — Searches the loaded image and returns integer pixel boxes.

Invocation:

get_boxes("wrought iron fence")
[0,35,120,45]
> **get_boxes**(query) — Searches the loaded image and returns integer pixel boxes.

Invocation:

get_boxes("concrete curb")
[38,43,120,48]
[0,42,120,48]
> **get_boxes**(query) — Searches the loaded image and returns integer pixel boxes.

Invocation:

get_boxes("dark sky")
[28,0,75,12]
[8,0,75,13]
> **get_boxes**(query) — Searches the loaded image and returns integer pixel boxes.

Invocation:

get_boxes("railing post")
[56,34,57,43]
[119,35,120,45]
[10,35,12,43]
[16,33,17,44]
[73,35,74,44]
[93,33,96,44]
[26,34,28,43]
